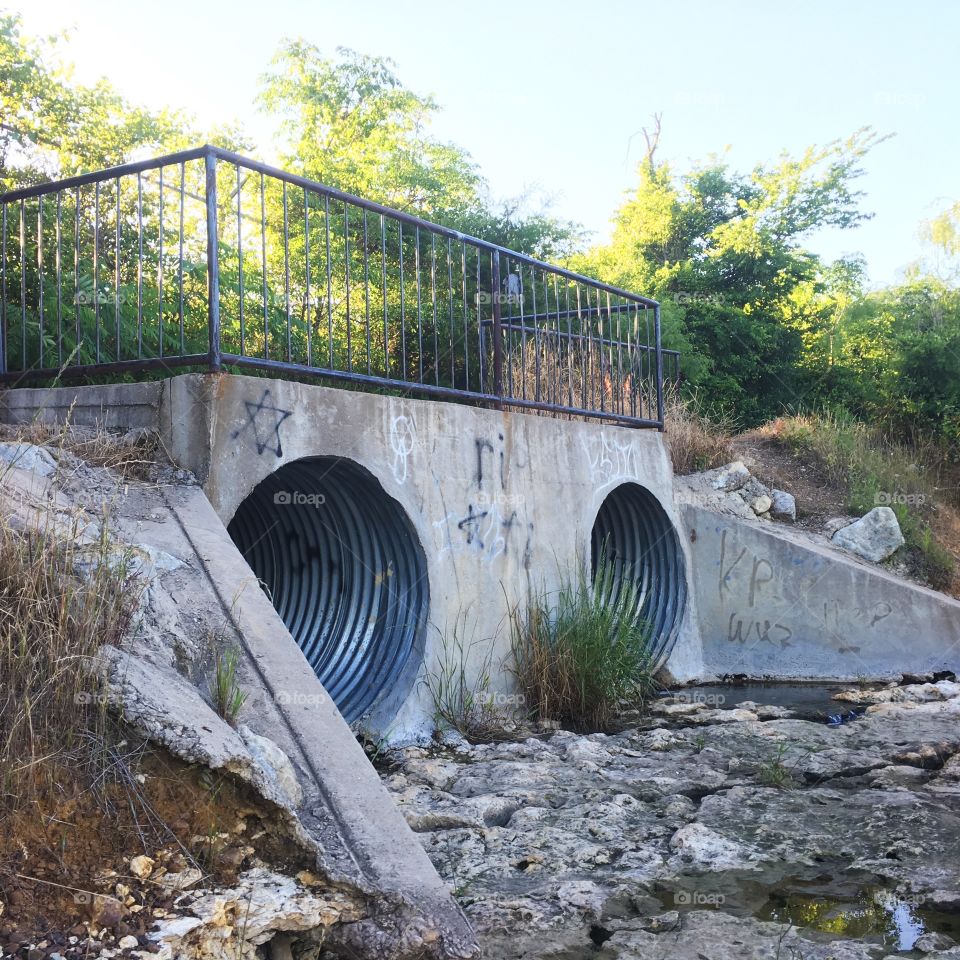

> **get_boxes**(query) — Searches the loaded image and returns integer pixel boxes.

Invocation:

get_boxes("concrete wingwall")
[162,373,702,739]
[678,504,960,681]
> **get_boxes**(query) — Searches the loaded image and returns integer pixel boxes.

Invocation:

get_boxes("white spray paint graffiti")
[581,431,639,488]
[389,414,417,485]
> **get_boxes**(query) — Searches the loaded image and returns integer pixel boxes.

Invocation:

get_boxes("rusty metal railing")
[0,145,674,427]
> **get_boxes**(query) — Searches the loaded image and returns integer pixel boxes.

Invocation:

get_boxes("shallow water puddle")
[756,884,959,951]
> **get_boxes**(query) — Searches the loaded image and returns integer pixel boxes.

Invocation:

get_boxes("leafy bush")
[510,560,656,733]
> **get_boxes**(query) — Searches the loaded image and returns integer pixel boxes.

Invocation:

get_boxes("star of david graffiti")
[230,389,293,457]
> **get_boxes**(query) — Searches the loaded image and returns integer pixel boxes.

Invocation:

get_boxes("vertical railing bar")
[626,301,636,419]
[380,214,389,377]
[282,181,290,363]
[115,178,122,361]
[363,209,371,376]
[414,226,423,384]
[430,232,439,387]
[19,199,25,370]
[491,250,503,403]
[345,203,352,372]
[645,305,652,420]
[37,196,44,368]
[476,247,484,391]
[531,266,540,404]
[304,189,312,367]
[204,150,221,372]
[136,176,142,359]
[460,241,469,392]
[564,279,573,413]
[260,172,268,361]
[324,194,333,368]
[398,222,406,380]
[237,164,244,356]
[446,236,454,389]
[94,182,101,363]
[156,170,163,360]
[77,187,84,362]
[1,204,8,374]
[178,164,185,356]
[517,265,527,401]
[654,302,664,428]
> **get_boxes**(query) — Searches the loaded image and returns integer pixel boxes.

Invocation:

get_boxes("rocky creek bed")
[382,681,960,959]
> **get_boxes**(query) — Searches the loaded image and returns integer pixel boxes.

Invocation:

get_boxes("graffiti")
[436,501,532,567]
[230,389,292,457]
[717,529,774,607]
[581,432,638,488]
[475,432,510,490]
[727,612,793,649]
[390,414,417,485]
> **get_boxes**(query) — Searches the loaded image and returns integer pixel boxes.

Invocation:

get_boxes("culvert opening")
[591,483,687,668]
[227,457,428,725]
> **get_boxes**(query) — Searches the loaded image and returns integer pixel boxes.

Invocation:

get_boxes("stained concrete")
[678,503,960,681]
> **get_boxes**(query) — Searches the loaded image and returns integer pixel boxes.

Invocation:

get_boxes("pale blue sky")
[15,0,959,286]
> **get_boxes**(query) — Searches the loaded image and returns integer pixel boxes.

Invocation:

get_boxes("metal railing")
[0,145,676,427]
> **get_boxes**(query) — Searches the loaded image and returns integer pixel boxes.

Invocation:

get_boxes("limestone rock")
[149,868,363,960]
[769,489,796,520]
[710,461,751,493]
[239,725,304,809]
[831,506,905,562]
[749,494,772,515]
[0,442,57,477]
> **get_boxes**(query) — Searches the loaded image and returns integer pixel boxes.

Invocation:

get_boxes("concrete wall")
[162,374,700,739]
[680,504,960,680]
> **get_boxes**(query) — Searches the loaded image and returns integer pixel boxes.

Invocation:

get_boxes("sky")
[14,0,959,287]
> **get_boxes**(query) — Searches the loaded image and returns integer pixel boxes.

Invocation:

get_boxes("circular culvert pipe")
[227,457,428,725]
[590,483,687,668]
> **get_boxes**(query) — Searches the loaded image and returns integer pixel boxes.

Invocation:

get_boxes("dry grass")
[769,411,957,591]
[0,501,142,808]
[0,418,161,481]
[662,387,735,475]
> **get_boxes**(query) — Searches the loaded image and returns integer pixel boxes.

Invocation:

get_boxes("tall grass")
[423,610,515,743]
[662,387,735,475]
[510,559,656,733]
[0,506,141,807]
[774,411,956,589]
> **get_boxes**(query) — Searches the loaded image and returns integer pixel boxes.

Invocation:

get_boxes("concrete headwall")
[163,374,699,738]
[680,504,960,680]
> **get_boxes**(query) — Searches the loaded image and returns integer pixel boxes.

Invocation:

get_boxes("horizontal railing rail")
[0,145,678,427]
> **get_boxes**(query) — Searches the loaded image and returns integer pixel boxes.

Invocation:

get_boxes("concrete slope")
[676,503,960,681]
[143,482,478,958]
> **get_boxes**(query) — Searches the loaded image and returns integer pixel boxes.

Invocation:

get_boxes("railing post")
[490,251,503,404]
[0,203,7,376]
[654,302,665,430]
[204,149,221,373]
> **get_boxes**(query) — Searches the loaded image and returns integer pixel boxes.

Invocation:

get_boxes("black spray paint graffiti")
[727,612,793,649]
[230,389,293,457]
